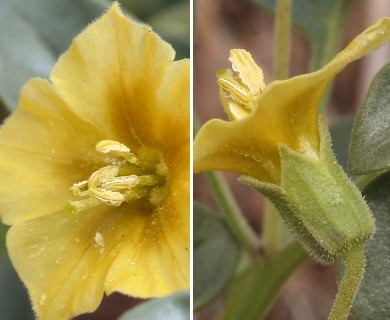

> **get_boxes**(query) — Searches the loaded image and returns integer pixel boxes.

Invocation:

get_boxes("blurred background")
[0,0,189,319]
[194,0,390,319]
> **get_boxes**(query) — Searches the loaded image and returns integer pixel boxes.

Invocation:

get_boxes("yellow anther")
[218,77,254,106]
[101,176,139,191]
[229,49,265,94]
[95,140,145,167]
[96,140,130,154]
[88,187,124,206]
[65,140,169,215]
[217,49,265,120]
[88,165,119,189]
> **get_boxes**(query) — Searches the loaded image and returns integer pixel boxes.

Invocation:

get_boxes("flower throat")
[65,140,169,215]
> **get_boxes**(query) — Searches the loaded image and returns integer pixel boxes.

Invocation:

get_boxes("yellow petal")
[194,17,390,184]
[51,3,186,151]
[100,142,190,297]
[0,79,106,224]
[7,191,189,319]
[105,178,190,297]
[7,206,116,320]
[143,59,190,152]
[1,5,189,318]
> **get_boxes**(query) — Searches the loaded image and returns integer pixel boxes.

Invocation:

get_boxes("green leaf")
[348,61,390,175]
[147,1,190,59]
[0,255,35,319]
[116,0,177,19]
[116,0,189,59]
[0,0,110,110]
[350,172,390,319]
[0,221,8,256]
[0,223,33,318]
[252,0,351,70]
[194,203,240,310]
[329,116,354,172]
[118,291,189,320]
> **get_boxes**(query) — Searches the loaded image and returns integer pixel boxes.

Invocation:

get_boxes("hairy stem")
[273,0,292,80]
[328,244,365,320]
[262,199,282,256]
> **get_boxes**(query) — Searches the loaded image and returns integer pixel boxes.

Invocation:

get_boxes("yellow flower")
[194,19,390,265]
[194,18,390,184]
[0,3,189,320]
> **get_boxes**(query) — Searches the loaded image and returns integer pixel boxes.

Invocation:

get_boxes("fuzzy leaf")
[0,256,34,320]
[118,291,189,320]
[147,0,190,59]
[116,0,175,18]
[351,172,390,319]
[329,116,354,172]
[194,203,240,310]
[0,0,109,110]
[349,61,390,175]
[0,221,7,255]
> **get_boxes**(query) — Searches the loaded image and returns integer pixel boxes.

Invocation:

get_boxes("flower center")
[217,49,265,120]
[65,140,169,215]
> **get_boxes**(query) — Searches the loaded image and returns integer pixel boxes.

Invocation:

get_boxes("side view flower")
[194,18,390,184]
[0,3,189,320]
[194,17,390,320]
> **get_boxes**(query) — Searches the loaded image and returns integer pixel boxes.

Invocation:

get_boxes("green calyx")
[241,117,375,264]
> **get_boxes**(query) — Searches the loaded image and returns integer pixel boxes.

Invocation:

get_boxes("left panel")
[0,1,190,319]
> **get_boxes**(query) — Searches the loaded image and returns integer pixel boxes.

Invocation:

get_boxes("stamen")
[229,49,265,93]
[101,176,139,191]
[88,187,124,206]
[217,49,265,118]
[65,140,169,215]
[95,140,130,154]
[88,165,119,188]
[96,140,149,167]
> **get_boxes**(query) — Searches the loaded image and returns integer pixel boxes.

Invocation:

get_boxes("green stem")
[316,1,352,114]
[273,0,292,80]
[222,241,309,320]
[262,199,282,257]
[328,244,365,320]
[205,171,262,252]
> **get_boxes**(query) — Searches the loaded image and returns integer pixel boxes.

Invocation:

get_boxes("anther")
[217,49,265,120]
[96,140,149,167]
[65,140,169,215]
